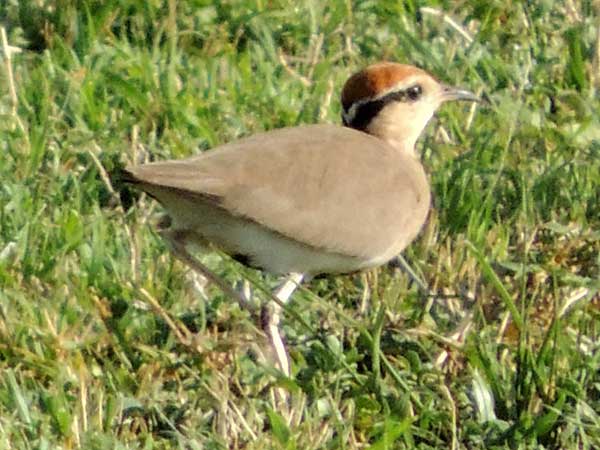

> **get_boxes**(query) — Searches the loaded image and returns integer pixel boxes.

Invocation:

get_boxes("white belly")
[154,190,376,275]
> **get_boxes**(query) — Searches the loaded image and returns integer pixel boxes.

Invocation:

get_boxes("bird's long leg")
[162,230,250,307]
[263,272,304,377]
[162,229,304,379]
[162,227,306,408]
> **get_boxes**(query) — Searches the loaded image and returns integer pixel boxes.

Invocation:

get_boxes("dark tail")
[112,167,140,185]
[108,167,142,211]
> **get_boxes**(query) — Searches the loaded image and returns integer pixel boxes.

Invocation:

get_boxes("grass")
[1,0,599,448]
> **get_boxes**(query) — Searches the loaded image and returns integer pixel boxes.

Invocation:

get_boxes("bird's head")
[341,62,478,154]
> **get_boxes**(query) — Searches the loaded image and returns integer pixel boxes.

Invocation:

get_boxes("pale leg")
[264,272,304,377]
[162,230,249,306]
[163,229,304,377]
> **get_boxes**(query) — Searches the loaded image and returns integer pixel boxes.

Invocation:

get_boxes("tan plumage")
[121,62,478,377]
[123,124,429,274]
[122,62,477,276]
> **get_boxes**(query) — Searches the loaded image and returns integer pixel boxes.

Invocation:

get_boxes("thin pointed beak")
[440,85,480,103]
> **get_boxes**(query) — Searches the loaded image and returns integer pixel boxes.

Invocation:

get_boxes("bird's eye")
[406,84,422,101]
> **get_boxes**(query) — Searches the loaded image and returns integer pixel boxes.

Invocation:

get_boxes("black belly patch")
[231,253,251,266]
[230,253,266,271]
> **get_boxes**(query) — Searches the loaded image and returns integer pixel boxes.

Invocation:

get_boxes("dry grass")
[0,1,598,448]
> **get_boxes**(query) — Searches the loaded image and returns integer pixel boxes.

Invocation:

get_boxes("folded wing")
[125,124,430,260]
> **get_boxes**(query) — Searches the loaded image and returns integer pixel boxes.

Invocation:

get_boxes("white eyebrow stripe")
[342,76,421,125]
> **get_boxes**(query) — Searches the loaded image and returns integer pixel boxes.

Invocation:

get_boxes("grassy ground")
[1,1,599,448]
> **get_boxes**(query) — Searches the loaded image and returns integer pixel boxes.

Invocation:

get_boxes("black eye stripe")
[343,84,423,130]
[343,98,387,130]
[378,84,422,104]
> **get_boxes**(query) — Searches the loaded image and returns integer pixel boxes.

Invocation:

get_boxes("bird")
[120,62,478,376]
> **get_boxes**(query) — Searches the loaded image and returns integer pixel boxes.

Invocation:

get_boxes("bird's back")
[124,124,430,272]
